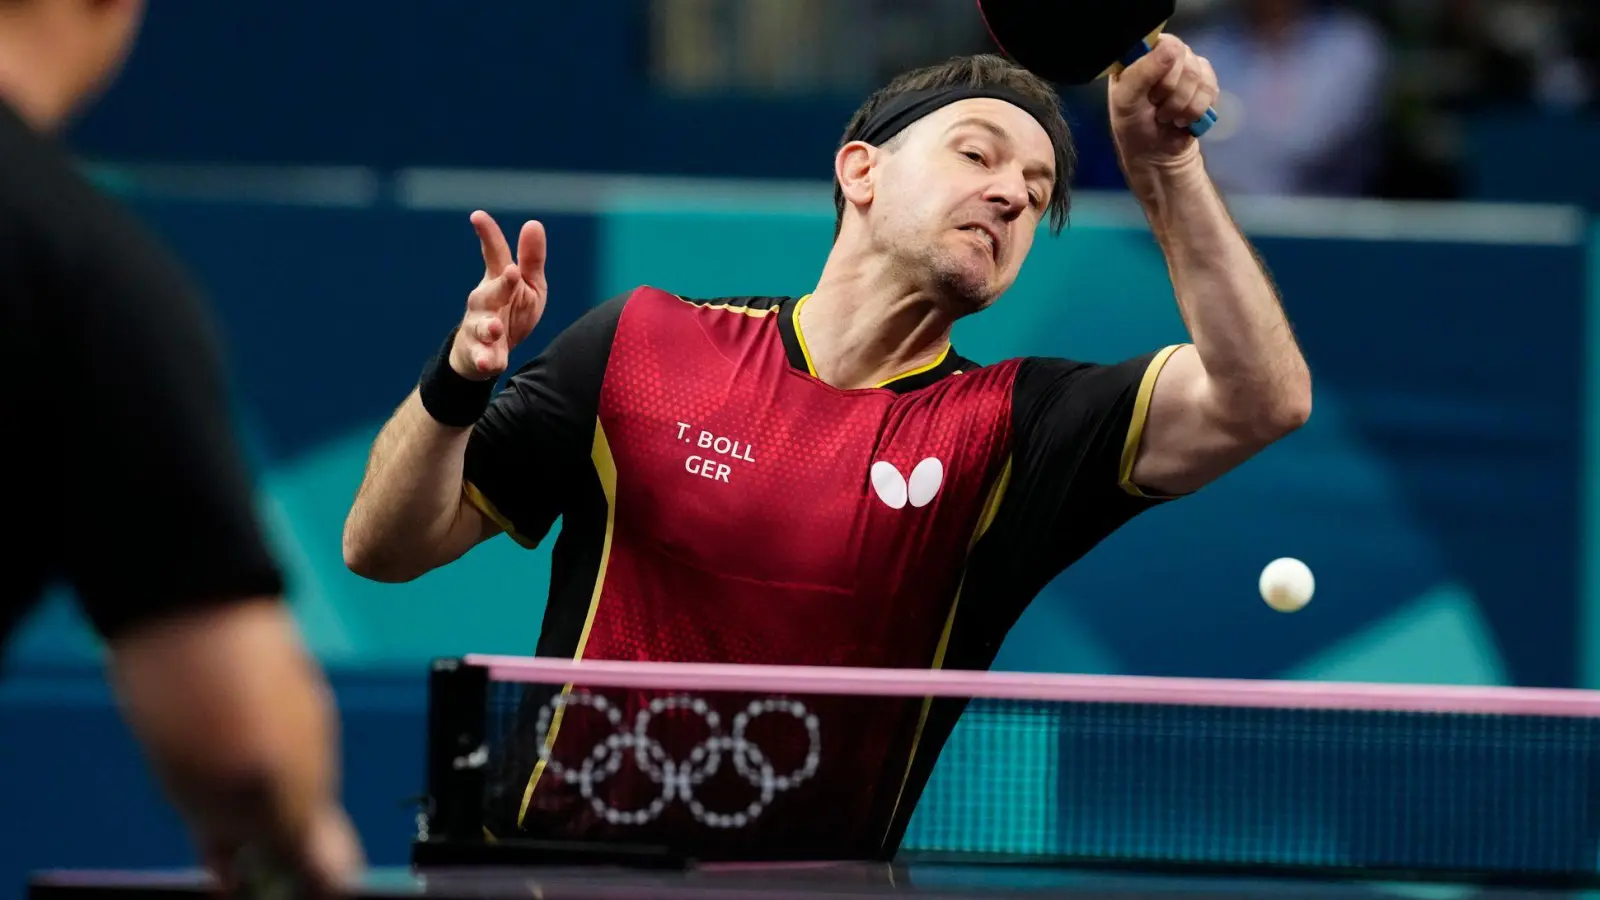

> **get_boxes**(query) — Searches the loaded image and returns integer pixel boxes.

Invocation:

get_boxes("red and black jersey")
[464,286,1181,858]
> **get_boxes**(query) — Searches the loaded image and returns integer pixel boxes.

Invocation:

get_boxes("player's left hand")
[1107,35,1217,174]
[202,804,364,899]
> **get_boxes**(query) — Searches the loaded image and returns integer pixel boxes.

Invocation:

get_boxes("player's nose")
[984,174,1029,221]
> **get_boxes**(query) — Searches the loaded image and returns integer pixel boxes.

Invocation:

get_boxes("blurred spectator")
[650,0,987,95]
[1185,0,1391,197]
[1363,0,1597,200]
[1381,0,1593,112]
[1576,3,1600,106]
[645,0,1595,203]
[651,0,731,92]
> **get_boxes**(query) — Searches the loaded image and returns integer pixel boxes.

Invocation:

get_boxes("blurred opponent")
[0,0,361,892]
[346,36,1312,855]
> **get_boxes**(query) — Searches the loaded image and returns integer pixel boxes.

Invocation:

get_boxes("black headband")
[856,85,1059,150]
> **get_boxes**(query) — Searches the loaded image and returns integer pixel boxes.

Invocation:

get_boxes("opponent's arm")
[60,217,360,893]
[343,211,549,582]
[108,601,361,895]
[1108,36,1312,497]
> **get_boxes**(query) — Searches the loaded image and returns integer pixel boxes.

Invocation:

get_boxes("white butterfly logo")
[870,458,944,510]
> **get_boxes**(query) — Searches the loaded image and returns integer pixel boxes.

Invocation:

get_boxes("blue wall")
[66,2,917,177]
[57,2,1148,195]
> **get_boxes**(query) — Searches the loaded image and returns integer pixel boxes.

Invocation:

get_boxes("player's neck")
[0,35,77,133]
[802,256,956,391]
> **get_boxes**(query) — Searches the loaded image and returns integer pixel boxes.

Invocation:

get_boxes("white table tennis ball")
[1259,557,1314,612]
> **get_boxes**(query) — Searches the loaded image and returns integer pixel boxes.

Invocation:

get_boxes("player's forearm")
[1129,159,1311,432]
[109,600,339,857]
[342,389,476,581]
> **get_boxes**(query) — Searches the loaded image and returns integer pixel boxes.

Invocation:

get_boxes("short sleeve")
[991,345,1187,580]
[462,292,629,548]
[53,220,284,640]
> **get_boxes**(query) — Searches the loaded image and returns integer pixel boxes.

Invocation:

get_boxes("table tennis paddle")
[976,0,1218,137]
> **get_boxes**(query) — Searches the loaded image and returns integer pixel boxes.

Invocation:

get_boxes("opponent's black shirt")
[0,99,283,652]
[463,288,1185,855]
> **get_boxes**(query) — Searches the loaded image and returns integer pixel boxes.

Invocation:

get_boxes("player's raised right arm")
[342,212,549,582]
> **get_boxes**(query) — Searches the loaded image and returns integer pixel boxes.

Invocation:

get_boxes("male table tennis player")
[346,39,1310,856]
[0,0,361,892]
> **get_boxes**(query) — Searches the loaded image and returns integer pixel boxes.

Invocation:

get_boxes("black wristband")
[418,328,498,427]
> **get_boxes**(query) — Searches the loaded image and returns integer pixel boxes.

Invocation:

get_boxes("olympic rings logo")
[534,691,822,829]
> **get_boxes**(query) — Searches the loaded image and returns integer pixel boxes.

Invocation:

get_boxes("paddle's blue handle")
[1120,39,1218,137]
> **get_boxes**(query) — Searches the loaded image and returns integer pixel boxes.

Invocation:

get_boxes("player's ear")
[835,141,877,209]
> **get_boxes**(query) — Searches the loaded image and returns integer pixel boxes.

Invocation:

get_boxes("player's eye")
[962,150,986,165]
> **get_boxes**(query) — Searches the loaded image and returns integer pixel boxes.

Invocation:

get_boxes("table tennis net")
[438,657,1600,881]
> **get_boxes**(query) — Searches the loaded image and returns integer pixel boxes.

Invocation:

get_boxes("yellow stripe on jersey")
[1118,343,1187,499]
[516,419,619,828]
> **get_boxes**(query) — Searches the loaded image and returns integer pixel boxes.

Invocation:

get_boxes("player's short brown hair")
[833,54,1076,238]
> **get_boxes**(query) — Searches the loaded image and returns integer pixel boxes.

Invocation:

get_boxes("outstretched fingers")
[471,210,514,278]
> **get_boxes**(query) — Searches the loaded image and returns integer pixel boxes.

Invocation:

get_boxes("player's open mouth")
[959,225,998,261]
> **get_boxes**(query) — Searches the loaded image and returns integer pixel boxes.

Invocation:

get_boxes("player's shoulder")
[618,286,789,318]
[1012,355,1091,378]
[0,107,117,243]
[0,107,91,268]
[672,293,789,317]
[0,104,189,308]
[539,287,789,363]
[608,287,791,343]
[1008,347,1185,410]
[1013,350,1171,379]
[0,102,71,197]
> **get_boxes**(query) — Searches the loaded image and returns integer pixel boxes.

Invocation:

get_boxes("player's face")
[874,98,1055,312]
